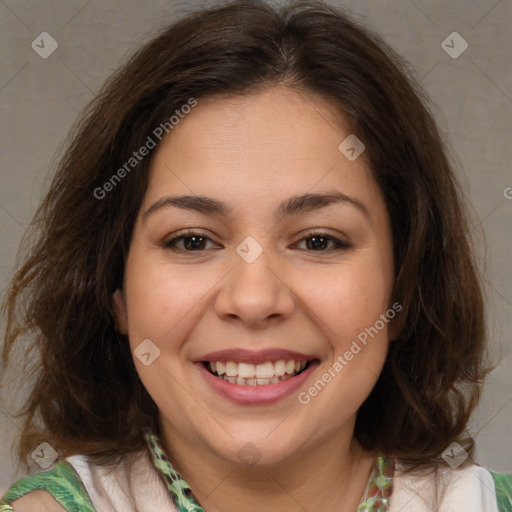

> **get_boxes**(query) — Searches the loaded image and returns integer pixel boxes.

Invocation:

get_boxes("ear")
[112,288,128,335]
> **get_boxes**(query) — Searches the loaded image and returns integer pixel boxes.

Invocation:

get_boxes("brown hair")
[2,0,491,471]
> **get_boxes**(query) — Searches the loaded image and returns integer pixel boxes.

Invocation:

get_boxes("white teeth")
[238,362,255,379]
[274,360,286,376]
[206,359,311,385]
[220,373,295,385]
[255,362,274,379]
[225,361,238,377]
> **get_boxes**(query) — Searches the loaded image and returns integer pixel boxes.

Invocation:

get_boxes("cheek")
[301,257,392,339]
[297,261,391,417]
[123,254,213,349]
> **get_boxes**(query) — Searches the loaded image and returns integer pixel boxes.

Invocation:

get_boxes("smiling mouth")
[202,359,314,386]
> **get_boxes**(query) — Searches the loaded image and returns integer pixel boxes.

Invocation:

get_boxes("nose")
[213,248,296,328]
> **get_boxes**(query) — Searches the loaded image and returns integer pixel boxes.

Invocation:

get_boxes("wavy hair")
[2,0,491,471]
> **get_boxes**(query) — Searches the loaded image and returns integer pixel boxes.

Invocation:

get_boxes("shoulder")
[5,491,66,511]
[389,461,512,512]
[3,450,178,512]
[0,459,95,512]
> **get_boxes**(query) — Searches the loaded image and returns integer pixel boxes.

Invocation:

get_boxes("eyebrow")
[143,191,370,220]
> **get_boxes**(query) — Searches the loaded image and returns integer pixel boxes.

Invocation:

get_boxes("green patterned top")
[494,472,512,512]
[0,461,94,511]
[1,431,511,511]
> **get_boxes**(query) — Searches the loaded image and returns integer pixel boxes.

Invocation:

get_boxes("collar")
[143,429,393,511]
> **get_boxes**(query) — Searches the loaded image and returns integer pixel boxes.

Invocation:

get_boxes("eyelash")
[162,230,351,253]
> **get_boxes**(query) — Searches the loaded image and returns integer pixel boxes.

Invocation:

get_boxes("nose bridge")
[214,240,295,326]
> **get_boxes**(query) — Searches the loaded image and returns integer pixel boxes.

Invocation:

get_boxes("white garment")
[67,451,178,512]
[389,463,499,512]
[67,452,500,512]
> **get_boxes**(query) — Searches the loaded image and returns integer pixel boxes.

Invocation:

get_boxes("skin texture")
[11,491,66,511]
[113,86,396,512]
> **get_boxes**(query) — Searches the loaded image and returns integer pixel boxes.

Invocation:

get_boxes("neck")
[158,422,376,512]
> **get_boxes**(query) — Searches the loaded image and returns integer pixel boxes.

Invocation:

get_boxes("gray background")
[1,0,511,494]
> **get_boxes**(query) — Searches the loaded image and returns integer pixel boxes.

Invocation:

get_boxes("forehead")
[155,86,353,163]
[142,86,380,218]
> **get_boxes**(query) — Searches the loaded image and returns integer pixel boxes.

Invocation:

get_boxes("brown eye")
[295,232,351,252]
[163,231,220,251]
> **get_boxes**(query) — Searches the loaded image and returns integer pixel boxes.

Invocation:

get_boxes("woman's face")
[113,87,395,466]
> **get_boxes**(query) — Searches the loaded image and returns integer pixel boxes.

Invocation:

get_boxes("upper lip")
[196,349,318,364]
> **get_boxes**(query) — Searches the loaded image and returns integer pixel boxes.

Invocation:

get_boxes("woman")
[1,1,511,510]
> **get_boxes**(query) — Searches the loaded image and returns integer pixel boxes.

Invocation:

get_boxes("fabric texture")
[0,461,94,511]
[1,430,511,511]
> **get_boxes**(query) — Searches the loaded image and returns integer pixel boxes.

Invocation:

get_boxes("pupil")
[308,236,327,250]
[185,236,205,250]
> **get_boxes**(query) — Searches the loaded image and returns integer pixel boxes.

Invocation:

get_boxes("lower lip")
[195,361,319,405]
